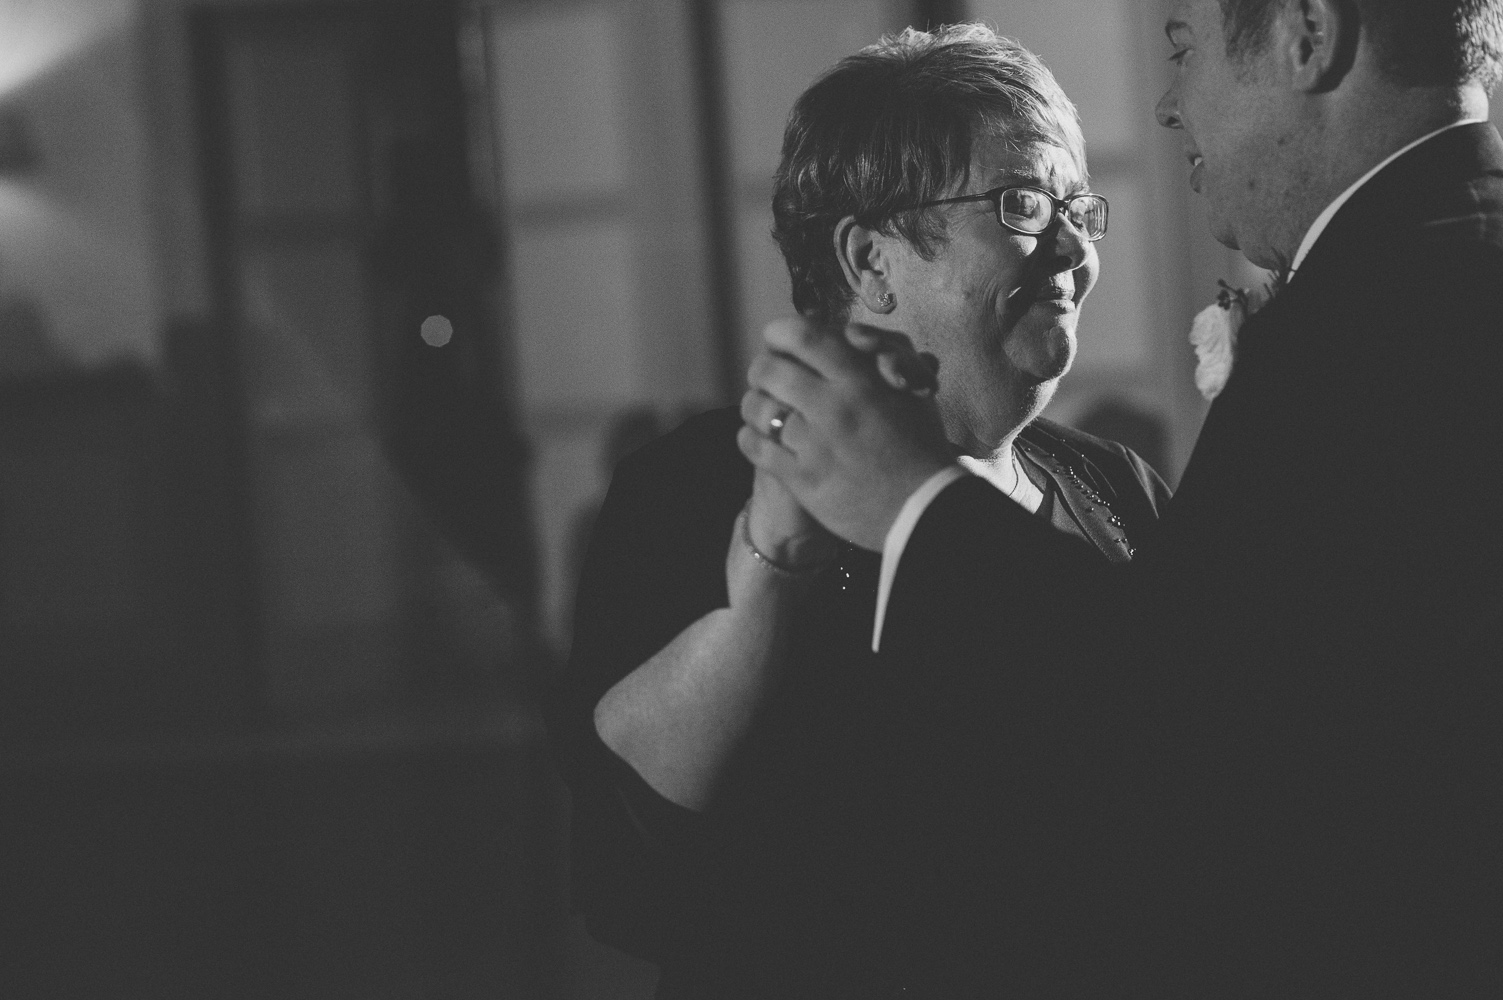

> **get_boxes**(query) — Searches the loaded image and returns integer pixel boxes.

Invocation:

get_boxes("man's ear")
[1287,0,1358,93]
[833,216,896,314]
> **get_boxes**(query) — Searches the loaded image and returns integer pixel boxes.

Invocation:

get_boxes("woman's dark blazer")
[544,405,1169,997]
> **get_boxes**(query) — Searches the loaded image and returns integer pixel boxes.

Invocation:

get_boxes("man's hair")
[1220,0,1503,90]
[771,24,1084,322]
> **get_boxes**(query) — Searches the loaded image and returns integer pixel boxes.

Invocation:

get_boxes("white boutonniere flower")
[1189,279,1275,401]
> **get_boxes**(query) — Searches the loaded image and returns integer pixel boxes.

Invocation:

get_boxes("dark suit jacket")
[547,406,1169,998]
[880,123,1503,995]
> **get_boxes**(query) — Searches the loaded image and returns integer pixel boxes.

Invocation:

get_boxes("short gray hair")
[771,23,1086,322]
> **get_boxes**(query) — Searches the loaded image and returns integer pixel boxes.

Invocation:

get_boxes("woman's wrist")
[739,502,836,576]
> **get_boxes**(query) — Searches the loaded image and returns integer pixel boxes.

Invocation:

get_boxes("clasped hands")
[738,317,955,552]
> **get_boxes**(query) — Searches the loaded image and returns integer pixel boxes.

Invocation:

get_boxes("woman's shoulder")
[605,406,752,507]
[614,405,746,480]
[569,406,750,692]
[1020,416,1129,461]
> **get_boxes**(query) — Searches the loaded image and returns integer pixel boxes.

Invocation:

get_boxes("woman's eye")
[1003,190,1046,223]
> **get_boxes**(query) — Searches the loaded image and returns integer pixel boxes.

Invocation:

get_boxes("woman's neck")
[968,439,1018,477]
[956,434,1024,492]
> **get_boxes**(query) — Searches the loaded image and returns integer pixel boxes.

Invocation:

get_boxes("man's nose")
[1155,88,1181,129]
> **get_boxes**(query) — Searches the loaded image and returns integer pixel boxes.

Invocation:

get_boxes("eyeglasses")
[899,185,1109,242]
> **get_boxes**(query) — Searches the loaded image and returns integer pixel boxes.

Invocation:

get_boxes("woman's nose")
[1050,212,1091,271]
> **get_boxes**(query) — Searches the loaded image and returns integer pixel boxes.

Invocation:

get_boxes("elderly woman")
[545,23,1169,998]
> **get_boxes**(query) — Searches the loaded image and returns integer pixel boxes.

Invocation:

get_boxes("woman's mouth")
[1189,153,1206,191]
[1010,283,1075,312]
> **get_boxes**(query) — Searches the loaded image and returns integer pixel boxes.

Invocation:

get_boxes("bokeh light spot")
[421,314,453,347]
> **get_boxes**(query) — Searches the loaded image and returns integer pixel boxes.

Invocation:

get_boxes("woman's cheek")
[1077,249,1101,302]
[984,277,1022,325]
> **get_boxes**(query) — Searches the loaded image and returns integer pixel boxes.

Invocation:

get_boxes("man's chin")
[1206,207,1242,251]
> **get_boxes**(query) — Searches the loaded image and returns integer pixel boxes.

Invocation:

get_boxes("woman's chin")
[1007,327,1076,383]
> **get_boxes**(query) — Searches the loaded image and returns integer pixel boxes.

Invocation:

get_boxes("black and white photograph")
[2,0,1501,996]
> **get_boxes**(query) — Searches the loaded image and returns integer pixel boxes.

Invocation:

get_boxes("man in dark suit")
[741,0,1503,993]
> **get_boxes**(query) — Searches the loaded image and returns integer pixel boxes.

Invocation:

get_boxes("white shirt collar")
[1289,119,1486,275]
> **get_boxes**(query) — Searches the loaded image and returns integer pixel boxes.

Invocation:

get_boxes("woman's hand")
[739,319,953,551]
[741,467,838,575]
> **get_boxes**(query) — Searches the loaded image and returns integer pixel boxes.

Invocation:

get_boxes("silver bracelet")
[737,504,832,579]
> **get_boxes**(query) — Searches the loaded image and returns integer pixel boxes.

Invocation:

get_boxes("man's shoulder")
[1305,122,1503,281]
[1281,209,1503,355]
[1273,125,1503,366]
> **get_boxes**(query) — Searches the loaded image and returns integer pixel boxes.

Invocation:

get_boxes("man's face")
[1158,0,1291,265]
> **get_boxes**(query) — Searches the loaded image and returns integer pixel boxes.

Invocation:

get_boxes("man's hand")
[738,318,954,551]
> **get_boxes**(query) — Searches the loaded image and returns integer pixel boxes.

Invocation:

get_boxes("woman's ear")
[834,215,897,314]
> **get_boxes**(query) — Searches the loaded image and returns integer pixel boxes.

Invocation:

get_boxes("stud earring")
[877,291,896,310]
